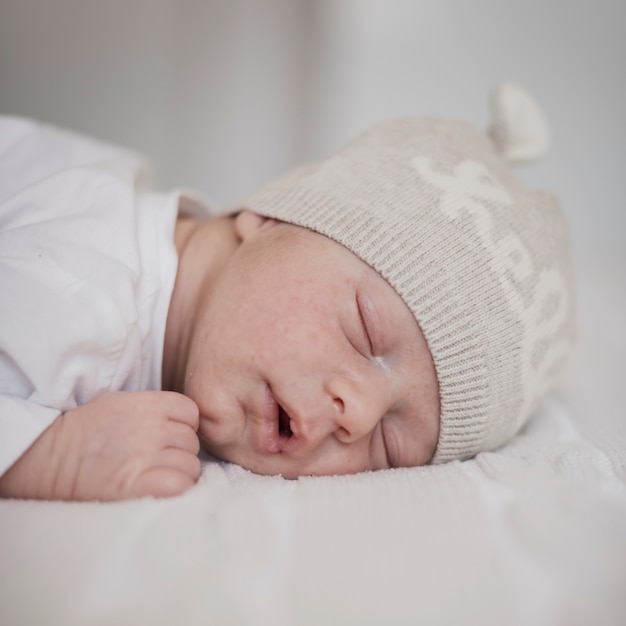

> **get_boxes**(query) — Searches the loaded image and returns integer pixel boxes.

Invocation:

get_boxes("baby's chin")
[198,435,326,479]
[197,435,271,476]
[197,418,291,477]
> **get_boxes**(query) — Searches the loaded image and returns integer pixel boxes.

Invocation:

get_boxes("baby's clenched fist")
[0,391,202,501]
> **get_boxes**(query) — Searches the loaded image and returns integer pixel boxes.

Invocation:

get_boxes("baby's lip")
[258,385,303,455]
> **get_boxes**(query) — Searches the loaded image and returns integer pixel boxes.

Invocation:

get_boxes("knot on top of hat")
[488,81,551,164]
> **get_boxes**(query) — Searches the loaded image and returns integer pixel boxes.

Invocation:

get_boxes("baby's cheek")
[198,417,223,446]
[196,426,224,459]
[197,414,243,458]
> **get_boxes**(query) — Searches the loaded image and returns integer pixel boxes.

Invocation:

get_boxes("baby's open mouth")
[278,405,293,438]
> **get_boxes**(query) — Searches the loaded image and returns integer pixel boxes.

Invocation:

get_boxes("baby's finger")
[166,421,201,454]
[159,391,200,429]
[156,448,202,480]
[132,467,196,499]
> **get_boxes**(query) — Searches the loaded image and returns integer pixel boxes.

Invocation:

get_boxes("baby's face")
[185,213,440,478]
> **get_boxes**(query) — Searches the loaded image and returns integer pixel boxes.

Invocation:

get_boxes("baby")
[0,82,575,501]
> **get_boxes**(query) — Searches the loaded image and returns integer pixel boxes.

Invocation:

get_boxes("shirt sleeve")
[0,115,157,477]
[0,395,60,475]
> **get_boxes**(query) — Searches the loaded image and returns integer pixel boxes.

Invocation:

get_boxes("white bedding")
[1,267,625,626]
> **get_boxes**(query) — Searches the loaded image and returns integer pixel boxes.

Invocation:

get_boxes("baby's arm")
[0,391,201,501]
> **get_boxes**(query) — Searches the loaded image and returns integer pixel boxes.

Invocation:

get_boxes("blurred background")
[1,0,624,418]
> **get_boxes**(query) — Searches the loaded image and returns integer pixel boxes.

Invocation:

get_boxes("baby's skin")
[1,212,439,501]
[0,391,201,501]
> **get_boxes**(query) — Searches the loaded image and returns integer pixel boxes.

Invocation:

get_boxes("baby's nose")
[325,372,390,444]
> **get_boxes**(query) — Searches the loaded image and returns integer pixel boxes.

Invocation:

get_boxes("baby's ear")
[234,210,278,241]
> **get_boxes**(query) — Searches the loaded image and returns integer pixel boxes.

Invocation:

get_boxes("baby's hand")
[0,391,202,501]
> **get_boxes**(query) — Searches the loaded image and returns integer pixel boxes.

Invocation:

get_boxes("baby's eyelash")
[356,295,373,355]
[381,422,395,468]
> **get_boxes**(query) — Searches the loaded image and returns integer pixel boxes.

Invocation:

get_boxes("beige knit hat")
[242,81,576,463]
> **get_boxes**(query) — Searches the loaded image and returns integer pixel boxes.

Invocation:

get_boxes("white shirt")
[0,116,184,474]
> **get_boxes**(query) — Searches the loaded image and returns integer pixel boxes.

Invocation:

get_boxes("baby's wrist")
[43,412,79,499]
[0,415,73,500]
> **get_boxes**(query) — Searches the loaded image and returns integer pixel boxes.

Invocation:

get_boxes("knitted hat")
[242,82,576,463]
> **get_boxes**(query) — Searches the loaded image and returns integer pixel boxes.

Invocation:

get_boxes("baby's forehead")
[264,219,387,284]
[263,220,419,329]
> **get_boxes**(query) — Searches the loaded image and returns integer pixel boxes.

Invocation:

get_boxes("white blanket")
[1,268,625,626]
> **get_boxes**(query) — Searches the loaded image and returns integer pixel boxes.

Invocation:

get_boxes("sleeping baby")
[0,82,575,501]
